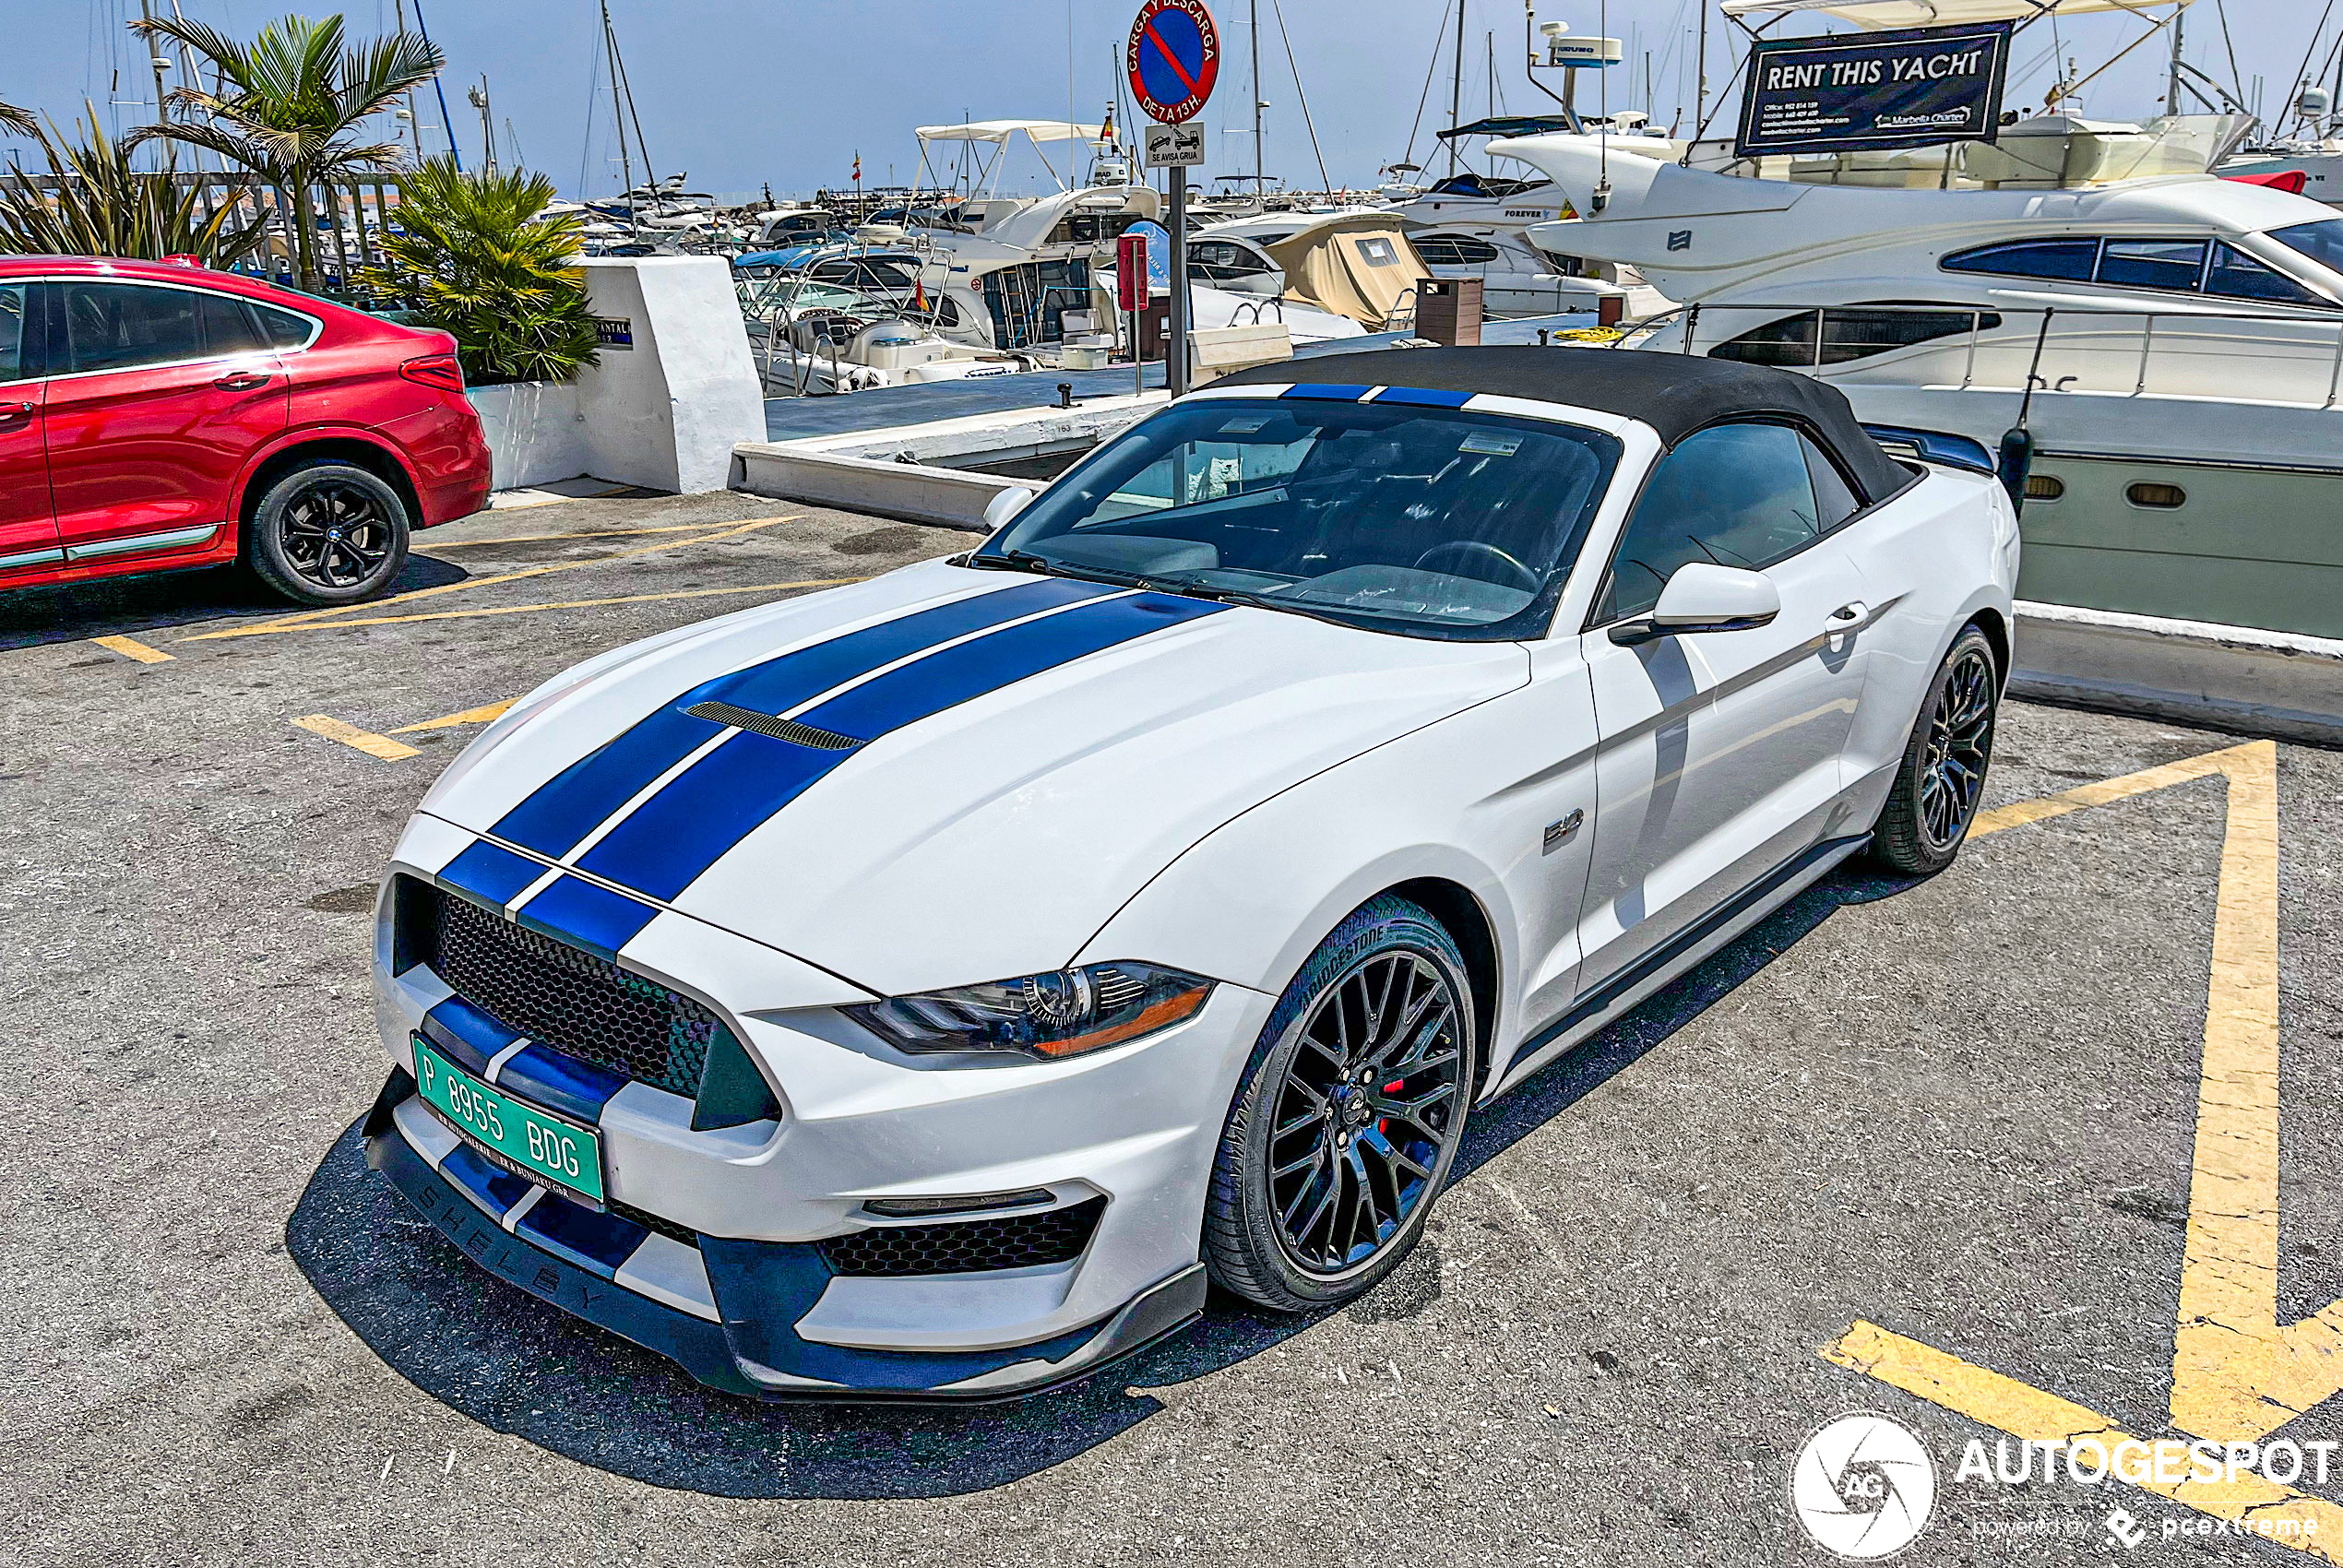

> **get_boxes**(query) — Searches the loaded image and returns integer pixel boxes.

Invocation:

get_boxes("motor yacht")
[1493,122,2343,639]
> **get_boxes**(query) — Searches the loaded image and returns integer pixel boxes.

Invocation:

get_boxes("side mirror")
[1611,564,1781,645]
[981,485,1037,533]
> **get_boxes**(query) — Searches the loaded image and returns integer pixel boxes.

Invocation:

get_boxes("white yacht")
[1493,122,2343,640]
[900,121,1160,360]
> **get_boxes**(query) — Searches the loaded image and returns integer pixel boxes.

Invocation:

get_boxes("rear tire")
[1870,624,2000,876]
[1204,897,1475,1313]
[245,460,410,606]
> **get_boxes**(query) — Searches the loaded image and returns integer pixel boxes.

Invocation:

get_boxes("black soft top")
[1217,345,1912,504]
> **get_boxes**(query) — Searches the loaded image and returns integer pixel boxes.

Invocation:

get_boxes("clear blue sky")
[3,1,2332,197]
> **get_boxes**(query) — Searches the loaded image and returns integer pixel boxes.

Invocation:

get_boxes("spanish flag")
[851,152,862,185]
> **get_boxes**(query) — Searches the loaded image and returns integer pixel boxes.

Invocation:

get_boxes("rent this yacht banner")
[1735,21,2012,159]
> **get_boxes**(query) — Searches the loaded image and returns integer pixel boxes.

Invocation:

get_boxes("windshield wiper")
[969,548,1053,575]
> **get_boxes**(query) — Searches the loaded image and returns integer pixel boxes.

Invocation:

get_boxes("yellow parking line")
[424,522,725,550]
[1825,1323,2343,1559]
[291,714,421,762]
[390,701,515,735]
[90,634,175,664]
[181,514,803,643]
[209,576,867,637]
[1968,742,2256,838]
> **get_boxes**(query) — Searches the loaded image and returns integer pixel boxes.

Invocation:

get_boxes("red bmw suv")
[0,255,492,606]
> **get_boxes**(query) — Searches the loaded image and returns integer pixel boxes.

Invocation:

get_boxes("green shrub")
[362,156,599,386]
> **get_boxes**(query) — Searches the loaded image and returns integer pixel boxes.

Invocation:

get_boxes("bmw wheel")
[246,460,411,606]
[1871,624,2000,876]
[1205,896,1475,1312]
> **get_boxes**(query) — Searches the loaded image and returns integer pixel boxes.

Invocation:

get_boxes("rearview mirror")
[1611,564,1781,645]
[981,485,1037,533]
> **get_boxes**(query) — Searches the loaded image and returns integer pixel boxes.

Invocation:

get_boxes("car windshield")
[2269,220,2343,280]
[977,396,1621,640]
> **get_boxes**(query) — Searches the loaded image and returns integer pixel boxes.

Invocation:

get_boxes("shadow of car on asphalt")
[285,861,1922,1500]
[0,552,470,651]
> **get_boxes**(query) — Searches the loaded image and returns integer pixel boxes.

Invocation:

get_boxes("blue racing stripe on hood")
[571,590,1229,904]
[491,577,1116,861]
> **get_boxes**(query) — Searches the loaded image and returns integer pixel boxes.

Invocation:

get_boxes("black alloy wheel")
[1871,624,2001,875]
[1205,897,1475,1311]
[246,460,412,607]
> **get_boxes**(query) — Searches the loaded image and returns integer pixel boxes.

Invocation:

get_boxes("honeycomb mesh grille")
[611,1198,699,1249]
[818,1198,1107,1277]
[414,881,724,1099]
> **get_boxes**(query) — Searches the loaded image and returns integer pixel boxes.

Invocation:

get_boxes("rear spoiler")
[1861,423,1995,476]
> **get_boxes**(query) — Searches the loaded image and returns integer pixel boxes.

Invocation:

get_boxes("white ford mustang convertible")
[364,347,2018,1399]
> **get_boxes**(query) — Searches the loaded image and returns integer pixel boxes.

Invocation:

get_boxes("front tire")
[1870,624,2000,875]
[245,460,411,606]
[1204,897,1475,1313]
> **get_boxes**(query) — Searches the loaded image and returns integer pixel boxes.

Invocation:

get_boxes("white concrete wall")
[2012,601,2343,747]
[461,256,765,495]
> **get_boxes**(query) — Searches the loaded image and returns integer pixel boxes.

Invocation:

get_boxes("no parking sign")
[1126,0,1219,125]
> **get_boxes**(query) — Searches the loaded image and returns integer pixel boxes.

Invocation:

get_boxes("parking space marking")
[422,523,733,550]
[203,576,870,638]
[89,635,174,664]
[390,702,515,736]
[1826,742,2343,1557]
[291,714,421,762]
[1826,1322,2343,1555]
[180,515,803,643]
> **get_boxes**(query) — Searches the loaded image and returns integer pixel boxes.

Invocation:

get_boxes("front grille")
[611,1198,699,1249]
[818,1197,1107,1277]
[410,880,727,1099]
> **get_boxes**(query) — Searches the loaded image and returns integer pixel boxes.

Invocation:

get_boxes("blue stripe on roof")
[516,1190,648,1278]
[439,1142,534,1219]
[437,839,545,908]
[1372,386,1473,408]
[1281,383,1374,402]
[574,592,1227,905]
[514,875,661,961]
[496,1042,630,1124]
[490,578,1115,861]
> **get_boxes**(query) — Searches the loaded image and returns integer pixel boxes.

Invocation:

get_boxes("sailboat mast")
[1252,0,1265,198]
[1695,0,1708,134]
[1447,0,1467,174]
[601,1,633,216]
[2165,7,2184,116]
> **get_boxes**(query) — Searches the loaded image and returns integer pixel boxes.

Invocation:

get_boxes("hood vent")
[684,700,861,752]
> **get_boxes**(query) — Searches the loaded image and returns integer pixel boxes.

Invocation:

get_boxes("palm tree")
[361,156,600,385]
[0,101,38,139]
[125,12,443,291]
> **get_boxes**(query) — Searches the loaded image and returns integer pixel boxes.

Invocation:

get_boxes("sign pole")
[1126,0,1219,402]
[1168,165,1189,398]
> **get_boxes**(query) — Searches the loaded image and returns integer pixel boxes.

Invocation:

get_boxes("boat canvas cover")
[915,120,1107,145]
[1264,217,1432,328]
[1720,0,2191,26]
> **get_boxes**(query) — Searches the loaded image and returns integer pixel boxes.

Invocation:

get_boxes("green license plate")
[411,1033,605,1206]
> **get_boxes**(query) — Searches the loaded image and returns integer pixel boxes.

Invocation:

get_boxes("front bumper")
[368,821,1276,1397]
[364,1070,1209,1399]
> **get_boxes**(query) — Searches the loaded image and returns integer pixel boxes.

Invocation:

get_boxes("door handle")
[214,371,272,391]
[0,400,31,422]
[1826,600,1871,632]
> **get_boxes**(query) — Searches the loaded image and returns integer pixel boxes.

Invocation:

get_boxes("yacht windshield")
[2270,220,2343,279]
[978,397,1622,640]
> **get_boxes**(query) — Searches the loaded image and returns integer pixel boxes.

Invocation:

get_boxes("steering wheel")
[1412,540,1540,592]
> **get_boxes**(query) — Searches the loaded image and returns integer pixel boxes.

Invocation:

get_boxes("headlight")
[845,962,1212,1061]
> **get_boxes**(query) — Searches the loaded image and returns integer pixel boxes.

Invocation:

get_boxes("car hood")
[422,560,1526,996]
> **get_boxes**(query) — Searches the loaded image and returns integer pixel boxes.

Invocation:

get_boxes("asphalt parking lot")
[4,491,2341,1566]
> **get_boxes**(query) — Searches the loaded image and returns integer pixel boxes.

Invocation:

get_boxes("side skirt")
[1489,832,1872,1097]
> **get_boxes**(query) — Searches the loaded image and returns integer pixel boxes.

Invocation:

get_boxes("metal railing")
[9,172,412,287]
[1641,300,2343,411]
